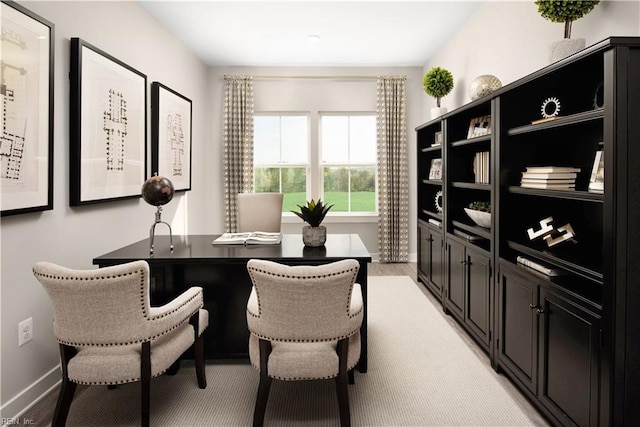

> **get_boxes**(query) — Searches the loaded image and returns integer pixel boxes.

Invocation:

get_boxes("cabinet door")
[428,227,444,294]
[465,246,491,346]
[496,262,538,394]
[538,287,601,427]
[417,224,429,282]
[445,239,465,319]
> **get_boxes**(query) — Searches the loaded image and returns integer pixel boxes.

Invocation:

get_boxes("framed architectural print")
[1,1,54,216]
[69,37,147,206]
[151,82,192,192]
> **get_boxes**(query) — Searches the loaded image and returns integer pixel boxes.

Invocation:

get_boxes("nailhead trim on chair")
[33,267,203,347]
[248,359,360,381]
[69,364,172,386]
[246,264,362,343]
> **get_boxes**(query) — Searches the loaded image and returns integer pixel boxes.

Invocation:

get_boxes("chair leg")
[194,334,207,389]
[348,369,355,385]
[167,359,181,375]
[141,341,151,427]
[335,338,351,427]
[190,311,207,389]
[253,339,273,427]
[52,344,77,427]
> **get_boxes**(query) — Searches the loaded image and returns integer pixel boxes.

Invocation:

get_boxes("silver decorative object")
[141,174,175,254]
[468,75,502,100]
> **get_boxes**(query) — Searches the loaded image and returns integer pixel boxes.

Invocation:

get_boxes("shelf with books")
[507,186,603,202]
[506,240,603,285]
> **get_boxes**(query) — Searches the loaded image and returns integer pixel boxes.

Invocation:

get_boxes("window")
[253,113,377,214]
[320,114,376,213]
[253,114,308,211]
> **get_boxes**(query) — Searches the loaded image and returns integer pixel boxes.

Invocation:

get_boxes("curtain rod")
[251,75,380,81]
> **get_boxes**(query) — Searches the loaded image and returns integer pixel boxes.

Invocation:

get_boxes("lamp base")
[149,206,174,254]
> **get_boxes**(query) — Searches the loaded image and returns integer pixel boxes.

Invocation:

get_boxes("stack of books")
[520,166,580,190]
[474,151,490,184]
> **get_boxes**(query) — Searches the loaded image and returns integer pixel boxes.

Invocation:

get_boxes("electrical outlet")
[18,317,33,347]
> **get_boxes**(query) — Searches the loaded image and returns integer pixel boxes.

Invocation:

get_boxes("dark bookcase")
[416,37,640,426]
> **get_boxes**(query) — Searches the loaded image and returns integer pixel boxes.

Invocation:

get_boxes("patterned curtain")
[377,76,409,263]
[223,76,254,232]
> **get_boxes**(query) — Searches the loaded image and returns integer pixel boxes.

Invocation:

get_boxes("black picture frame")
[1,1,54,217]
[151,82,192,192]
[69,38,147,206]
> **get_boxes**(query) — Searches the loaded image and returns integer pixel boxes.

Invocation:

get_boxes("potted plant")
[535,0,600,62]
[464,201,491,228]
[291,199,334,247]
[423,66,454,119]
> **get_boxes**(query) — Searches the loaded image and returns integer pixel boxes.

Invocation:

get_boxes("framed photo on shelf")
[588,150,604,193]
[429,158,443,180]
[467,115,492,139]
[151,82,192,192]
[1,2,54,217]
[433,131,443,146]
[69,38,147,206]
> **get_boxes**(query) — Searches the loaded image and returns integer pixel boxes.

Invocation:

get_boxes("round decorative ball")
[468,75,502,100]
[141,175,174,206]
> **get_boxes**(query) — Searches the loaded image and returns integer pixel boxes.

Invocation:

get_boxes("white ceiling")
[139,1,483,67]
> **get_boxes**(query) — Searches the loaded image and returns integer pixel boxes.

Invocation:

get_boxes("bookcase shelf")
[507,109,604,136]
[416,37,640,426]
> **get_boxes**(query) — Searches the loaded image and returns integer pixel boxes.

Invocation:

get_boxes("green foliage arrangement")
[468,201,491,213]
[291,199,334,227]
[422,67,454,107]
[535,0,600,39]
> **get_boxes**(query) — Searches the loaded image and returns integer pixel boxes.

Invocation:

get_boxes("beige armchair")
[32,260,208,427]
[237,192,284,232]
[246,259,363,427]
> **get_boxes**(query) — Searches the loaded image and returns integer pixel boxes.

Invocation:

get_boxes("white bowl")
[464,208,491,228]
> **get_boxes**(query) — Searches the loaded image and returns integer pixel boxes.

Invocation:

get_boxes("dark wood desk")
[93,234,372,372]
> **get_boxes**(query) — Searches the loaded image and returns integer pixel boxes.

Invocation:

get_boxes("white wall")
[0,0,211,418]
[422,0,640,115]
[205,67,425,255]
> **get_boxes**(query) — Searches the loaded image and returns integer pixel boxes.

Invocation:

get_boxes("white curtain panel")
[223,76,254,232]
[376,76,409,263]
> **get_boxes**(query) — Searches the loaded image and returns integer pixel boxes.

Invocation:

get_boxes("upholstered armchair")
[245,259,363,427]
[32,260,208,427]
[237,192,284,233]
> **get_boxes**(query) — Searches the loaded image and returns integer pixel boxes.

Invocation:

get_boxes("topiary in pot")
[423,66,454,108]
[535,0,600,39]
[535,0,600,62]
[291,199,334,247]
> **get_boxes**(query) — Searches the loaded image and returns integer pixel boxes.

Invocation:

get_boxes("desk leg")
[357,262,368,373]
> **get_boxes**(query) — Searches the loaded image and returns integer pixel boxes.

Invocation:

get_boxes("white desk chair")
[237,193,284,233]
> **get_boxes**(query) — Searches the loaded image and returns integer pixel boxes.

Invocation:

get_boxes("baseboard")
[0,365,60,424]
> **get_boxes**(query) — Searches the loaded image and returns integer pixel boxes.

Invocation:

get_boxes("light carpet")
[65,276,544,426]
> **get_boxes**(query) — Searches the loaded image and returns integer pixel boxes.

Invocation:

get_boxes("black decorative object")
[142,174,175,254]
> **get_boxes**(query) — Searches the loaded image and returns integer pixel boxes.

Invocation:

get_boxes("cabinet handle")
[536,308,545,315]
[529,304,538,310]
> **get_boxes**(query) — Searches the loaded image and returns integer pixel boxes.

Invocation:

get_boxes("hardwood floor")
[20,262,546,426]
